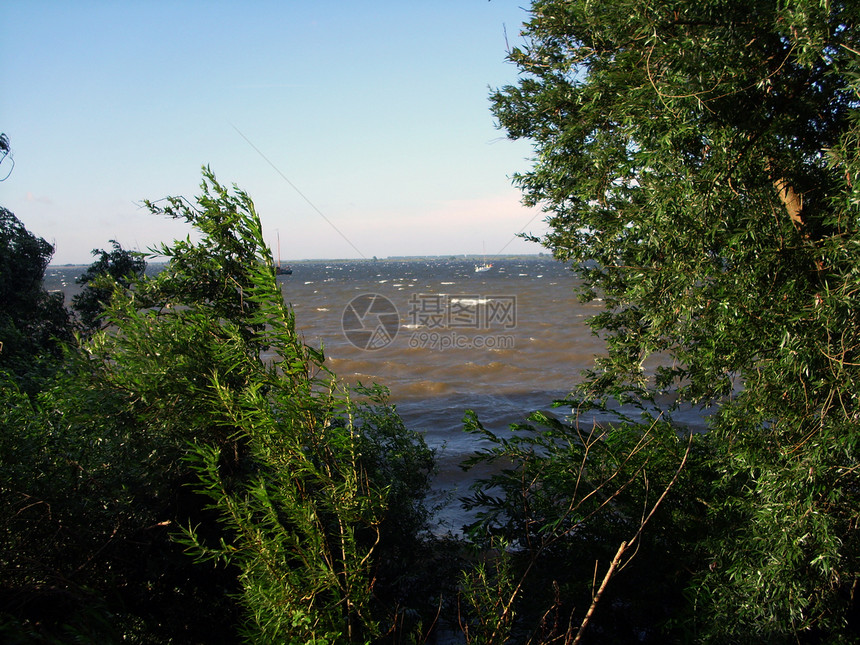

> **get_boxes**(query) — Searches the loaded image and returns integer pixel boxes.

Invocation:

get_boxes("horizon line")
[49,252,550,267]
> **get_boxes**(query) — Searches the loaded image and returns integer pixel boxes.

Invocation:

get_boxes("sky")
[0,1,547,265]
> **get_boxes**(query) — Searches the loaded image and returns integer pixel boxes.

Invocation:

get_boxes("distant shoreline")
[50,253,550,268]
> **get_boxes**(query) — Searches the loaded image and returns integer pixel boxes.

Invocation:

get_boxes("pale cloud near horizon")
[25,192,54,205]
[327,189,547,259]
[28,186,544,264]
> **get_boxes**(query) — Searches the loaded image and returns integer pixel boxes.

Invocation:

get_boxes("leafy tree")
[141,169,435,642]
[71,240,146,333]
[0,207,73,392]
[1,168,435,643]
[480,0,860,641]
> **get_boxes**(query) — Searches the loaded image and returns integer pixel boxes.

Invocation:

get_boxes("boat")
[274,230,292,275]
[475,242,492,272]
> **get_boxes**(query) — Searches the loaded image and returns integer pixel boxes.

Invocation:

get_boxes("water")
[281,258,595,394]
[45,257,686,530]
[273,257,606,528]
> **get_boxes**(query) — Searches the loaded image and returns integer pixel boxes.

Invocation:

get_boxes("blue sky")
[0,1,545,264]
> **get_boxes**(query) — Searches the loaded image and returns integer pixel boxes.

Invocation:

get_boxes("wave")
[394,380,454,398]
[449,297,491,306]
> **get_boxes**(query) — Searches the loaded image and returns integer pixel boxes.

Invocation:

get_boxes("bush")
[0,169,436,643]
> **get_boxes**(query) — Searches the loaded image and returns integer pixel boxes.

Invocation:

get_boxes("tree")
[487,0,860,640]
[71,240,146,333]
[0,207,73,392]
[134,169,435,642]
[1,168,435,643]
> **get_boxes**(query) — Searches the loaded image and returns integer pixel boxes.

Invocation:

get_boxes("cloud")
[25,192,54,205]
[331,189,547,258]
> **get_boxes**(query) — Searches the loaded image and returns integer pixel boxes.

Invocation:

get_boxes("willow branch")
[573,433,693,642]
[571,541,626,645]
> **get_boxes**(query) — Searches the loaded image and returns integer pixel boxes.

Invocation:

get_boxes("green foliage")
[460,408,707,642]
[457,540,518,645]
[485,0,860,640]
[105,169,433,642]
[0,207,73,392]
[0,169,435,643]
[0,367,237,643]
[71,239,146,333]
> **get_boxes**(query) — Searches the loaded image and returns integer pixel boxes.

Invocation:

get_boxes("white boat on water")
[475,241,492,272]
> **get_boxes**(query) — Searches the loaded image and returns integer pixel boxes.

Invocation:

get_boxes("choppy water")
[273,258,596,525]
[277,257,604,529]
[46,257,699,530]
